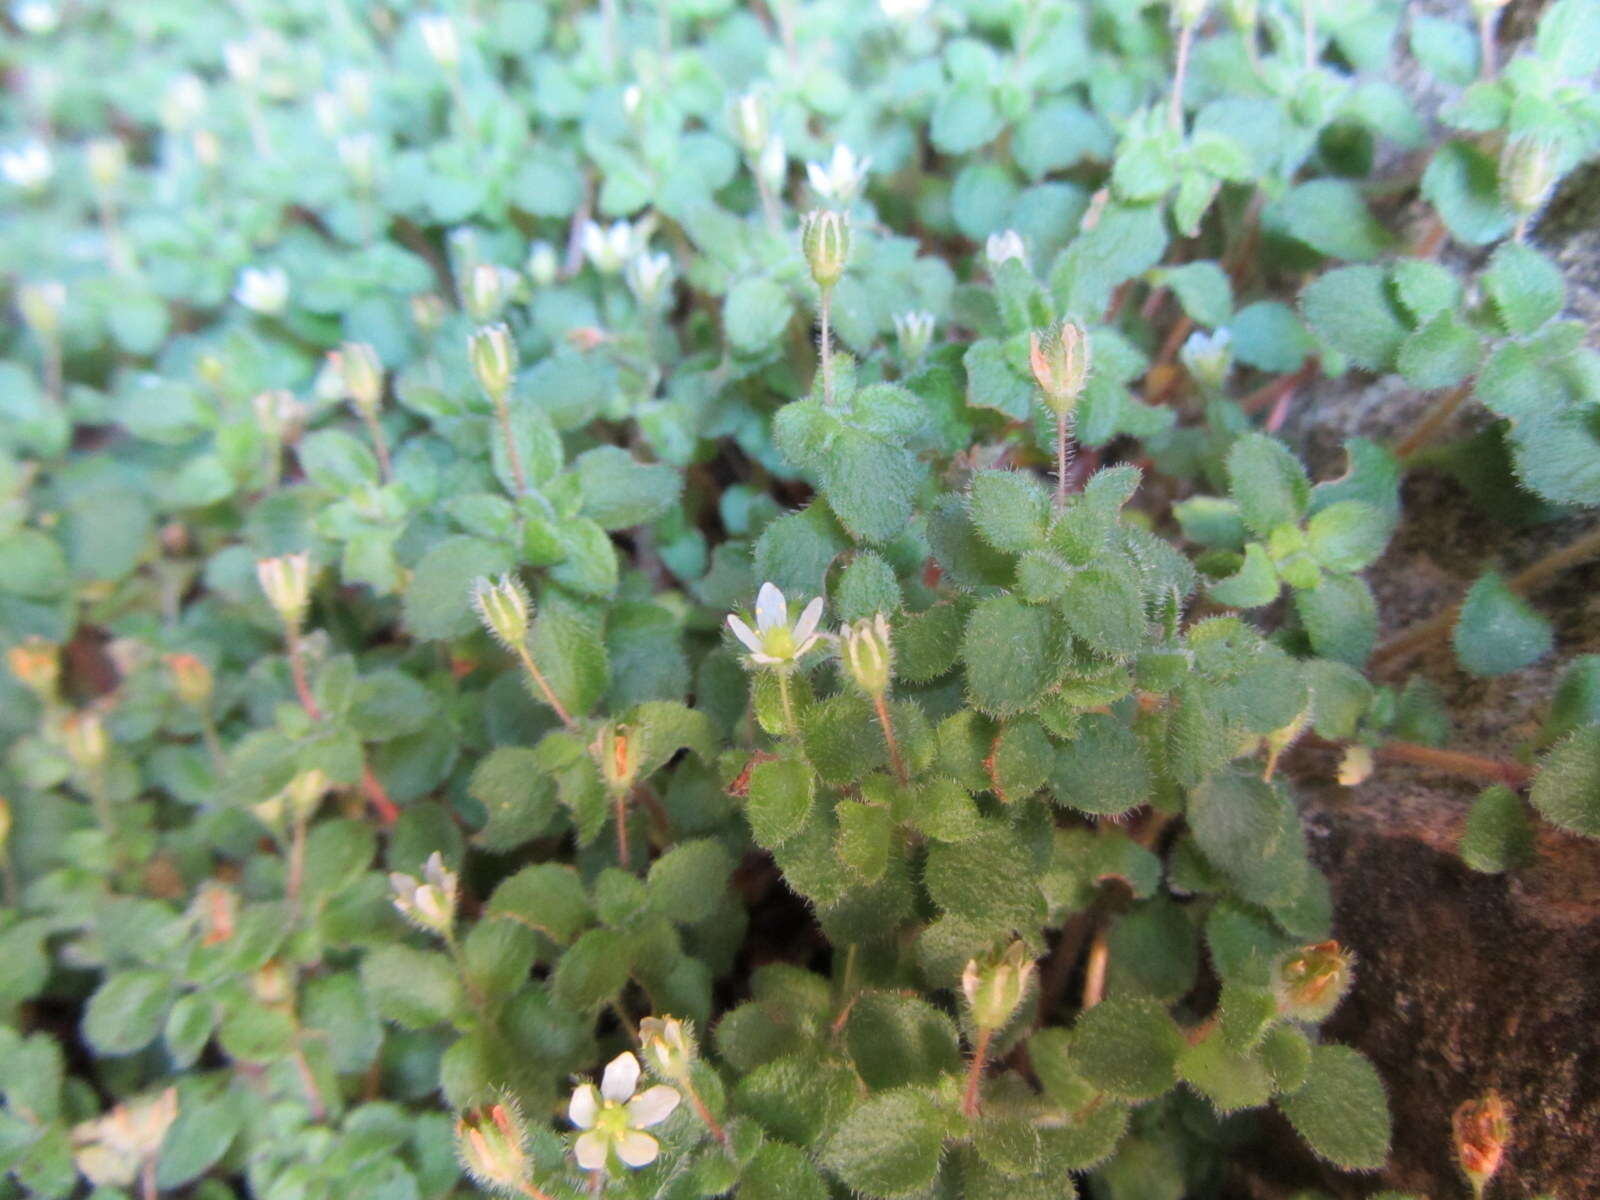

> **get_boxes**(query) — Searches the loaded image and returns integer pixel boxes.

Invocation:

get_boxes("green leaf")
[1209,543,1280,609]
[1422,140,1512,247]
[1459,785,1535,873]
[527,595,609,717]
[1059,565,1146,656]
[551,928,631,1011]
[1187,772,1308,906]
[647,839,734,924]
[404,537,513,641]
[1296,574,1378,666]
[725,277,795,356]
[1159,262,1232,328]
[576,446,682,530]
[1052,714,1150,817]
[817,430,921,546]
[1396,312,1480,390]
[300,429,379,491]
[1230,301,1314,373]
[1227,434,1311,536]
[359,946,464,1029]
[1278,1044,1392,1170]
[1530,726,1600,838]
[1410,14,1478,84]
[1389,260,1462,323]
[746,756,816,848]
[1300,266,1409,371]
[82,970,173,1056]
[819,1088,946,1198]
[969,470,1050,553]
[1452,571,1552,677]
[1280,180,1391,261]
[470,748,559,851]
[1071,995,1184,1101]
[1482,242,1564,336]
[486,862,593,945]
[740,1142,830,1200]
[932,87,1004,155]
[0,530,69,598]
[962,595,1058,717]
[1305,500,1389,572]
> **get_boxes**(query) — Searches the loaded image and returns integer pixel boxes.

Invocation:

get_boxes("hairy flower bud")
[801,209,850,292]
[8,636,60,699]
[639,1015,695,1079]
[526,240,560,287]
[961,941,1035,1031]
[462,262,511,324]
[1180,328,1232,393]
[625,251,674,310]
[390,850,457,936]
[256,553,314,630]
[985,229,1027,271]
[757,135,787,192]
[456,1101,531,1196]
[335,341,385,417]
[1499,135,1559,218]
[469,323,517,399]
[731,91,769,157]
[893,310,935,364]
[840,615,893,696]
[1453,1091,1510,1196]
[1029,319,1093,418]
[1271,940,1353,1022]
[411,292,447,335]
[164,653,213,709]
[1337,744,1374,786]
[472,574,531,648]
[591,724,640,794]
[418,13,461,70]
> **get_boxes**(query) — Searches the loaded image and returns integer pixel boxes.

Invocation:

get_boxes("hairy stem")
[1394,381,1472,461]
[872,692,907,785]
[684,1080,730,1146]
[614,788,632,870]
[286,812,308,903]
[1376,740,1531,789]
[515,643,577,729]
[1169,20,1194,134]
[491,389,528,495]
[961,1026,993,1119]
[1477,7,1498,80]
[819,289,835,407]
[776,670,797,737]
[1081,926,1110,1009]
[361,409,393,484]
[287,627,324,722]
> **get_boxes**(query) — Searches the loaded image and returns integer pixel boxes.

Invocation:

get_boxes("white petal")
[755,582,787,632]
[568,1083,600,1129]
[806,161,831,196]
[792,596,825,646]
[614,1130,660,1168]
[601,1051,640,1103]
[794,635,820,659]
[626,1085,681,1129]
[726,614,763,655]
[750,652,782,665]
[574,1129,610,1171]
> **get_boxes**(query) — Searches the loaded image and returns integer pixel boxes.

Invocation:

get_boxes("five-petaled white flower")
[569,1052,680,1171]
[726,582,825,667]
[805,143,871,205]
[1,140,53,192]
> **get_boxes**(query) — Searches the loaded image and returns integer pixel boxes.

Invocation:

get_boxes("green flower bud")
[526,240,560,287]
[731,91,769,157]
[639,1014,696,1080]
[840,614,893,697]
[462,262,510,324]
[801,209,850,292]
[256,553,314,629]
[1499,135,1559,218]
[411,292,447,335]
[1029,319,1093,418]
[456,1101,532,1197]
[63,711,109,772]
[335,341,385,417]
[390,850,458,936]
[1271,940,1353,1022]
[469,323,518,399]
[471,574,531,648]
[893,310,935,364]
[961,941,1035,1031]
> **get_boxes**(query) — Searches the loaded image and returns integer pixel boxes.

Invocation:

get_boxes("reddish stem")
[1376,740,1531,790]
[962,1027,993,1119]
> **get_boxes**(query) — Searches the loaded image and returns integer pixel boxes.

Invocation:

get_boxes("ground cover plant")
[1,0,1598,1196]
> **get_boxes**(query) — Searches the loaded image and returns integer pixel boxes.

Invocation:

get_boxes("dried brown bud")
[1453,1091,1510,1195]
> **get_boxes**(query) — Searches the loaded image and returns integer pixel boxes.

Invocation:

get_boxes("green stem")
[515,643,576,729]
[776,671,797,737]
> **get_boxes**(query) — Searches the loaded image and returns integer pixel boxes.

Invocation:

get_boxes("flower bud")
[591,724,640,794]
[8,636,60,698]
[1453,1091,1510,1196]
[13,1,59,36]
[893,310,935,364]
[639,1015,695,1080]
[840,615,893,697]
[253,389,303,443]
[234,266,289,316]
[801,209,850,292]
[625,251,674,310]
[462,262,511,324]
[1337,744,1374,786]
[1029,319,1093,418]
[1271,940,1353,1022]
[164,653,214,709]
[282,769,330,823]
[338,133,378,189]
[63,711,109,773]
[985,229,1027,271]
[961,941,1035,1031]
[253,958,293,1006]
[757,135,787,192]
[85,138,126,194]
[411,292,447,335]
[581,220,634,274]
[1500,136,1559,218]
[1179,328,1232,393]
[418,13,461,70]
[335,341,385,416]
[456,1101,531,1196]
[338,68,372,120]
[469,323,517,399]
[1171,0,1209,26]
[223,39,261,87]
[17,280,66,340]
[71,1088,179,1189]
[256,553,314,630]
[731,92,769,157]
[471,574,531,648]
[526,240,560,287]
[390,850,457,935]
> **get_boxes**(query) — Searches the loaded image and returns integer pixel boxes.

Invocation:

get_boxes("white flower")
[388,851,457,936]
[161,74,207,133]
[893,310,935,361]
[222,39,261,87]
[806,143,871,205]
[581,220,637,274]
[234,266,290,316]
[757,135,787,192]
[625,251,674,308]
[623,85,642,117]
[526,240,560,287]
[985,229,1027,271]
[1,139,52,191]
[338,133,378,187]
[1180,327,1232,391]
[732,91,769,155]
[418,13,461,70]
[727,582,825,667]
[880,0,931,19]
[13,0,59,35]
[569,1052,680,1171]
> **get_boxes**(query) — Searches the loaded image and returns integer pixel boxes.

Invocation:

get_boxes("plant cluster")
[1,0,1597,1197]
